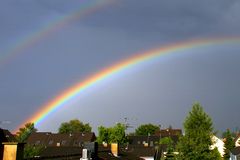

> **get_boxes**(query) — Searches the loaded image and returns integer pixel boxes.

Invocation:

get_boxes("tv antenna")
[122,117,135,133]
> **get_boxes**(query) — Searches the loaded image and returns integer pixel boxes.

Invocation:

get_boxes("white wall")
[235,137,240,147]
[211,135,225,157]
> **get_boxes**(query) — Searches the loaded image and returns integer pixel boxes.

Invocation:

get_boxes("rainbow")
[0,0,113,67]
[15,37,240,132]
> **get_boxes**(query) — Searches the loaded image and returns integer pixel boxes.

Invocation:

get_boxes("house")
[0,128,17,159]
[97,144,156,160]
[26,132,96,147]
[155,128,182,137]
[210,135,225,157]
[85,144,156,159]
[27,143,155,160]
[155,128,182,146]
[234,134,240,147]
[26,132,158,159]
[128,135,160,147]
[0,128,16,143]
[119,145,156,160]
[127,129,182,159]
[0,128,24,160]
[128,128,182,148]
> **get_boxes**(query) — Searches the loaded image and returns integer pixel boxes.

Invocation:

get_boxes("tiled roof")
[128,134,180,146]
[39,146,82,159]
[98,145,147,160]
[155,129,182,137]
[26,132,96,147]
[128,135,160,145]
[26,132,159,159]
[35,144,150,160]
[234,133,240,143]
[0,128,16,143]
[26,132,51,146]
[120,145,156,157]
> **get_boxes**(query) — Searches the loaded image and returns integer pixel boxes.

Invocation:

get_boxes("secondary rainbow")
[15,37,240,131]
[0,0,113,67]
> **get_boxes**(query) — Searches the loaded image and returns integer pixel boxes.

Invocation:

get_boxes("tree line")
[16,102,237,159]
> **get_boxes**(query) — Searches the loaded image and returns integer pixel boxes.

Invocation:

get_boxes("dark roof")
[36,144,156,160]
[155,129,182,137]
[0,128,16,143]
[234,133,240,144]
[120,145,156,157]
[39,146,82,159]
[128,134,180,146]
[98,145,147,160]
[128,135,160,147]
[98,151,144,160]
[232,146,240,155]
[26,132,96,147]
[26,132,51,146]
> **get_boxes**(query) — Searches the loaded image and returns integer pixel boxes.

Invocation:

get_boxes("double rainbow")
[15,37,240,132]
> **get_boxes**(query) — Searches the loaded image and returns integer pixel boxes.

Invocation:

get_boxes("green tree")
[222,129,236,138]
[223,129,235,160]
[58,119,91,133]
[160,137,174,145]
[135,123,160,136]
[176,103,221,160]
[160,137,175,160]
[16,122,37,142]
[24,145,44,159]
[97,126,111,144]
[109,123,126,144]
[97,123,126,144]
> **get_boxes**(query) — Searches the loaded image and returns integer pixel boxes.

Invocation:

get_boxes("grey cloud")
[81,0,240,39]
[1,0,240,132]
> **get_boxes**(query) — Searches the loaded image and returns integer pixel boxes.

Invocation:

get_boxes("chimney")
[83,142,98,159]
[111,143,119,157]
[80,149,88,160]
[2,142,25,160]
[144,142,149,147]
[103,142,107,147]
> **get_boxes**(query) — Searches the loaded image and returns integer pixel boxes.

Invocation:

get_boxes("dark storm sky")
[0,0,240,133]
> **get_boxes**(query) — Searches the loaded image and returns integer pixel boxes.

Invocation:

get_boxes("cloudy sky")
[0,0,240,133]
